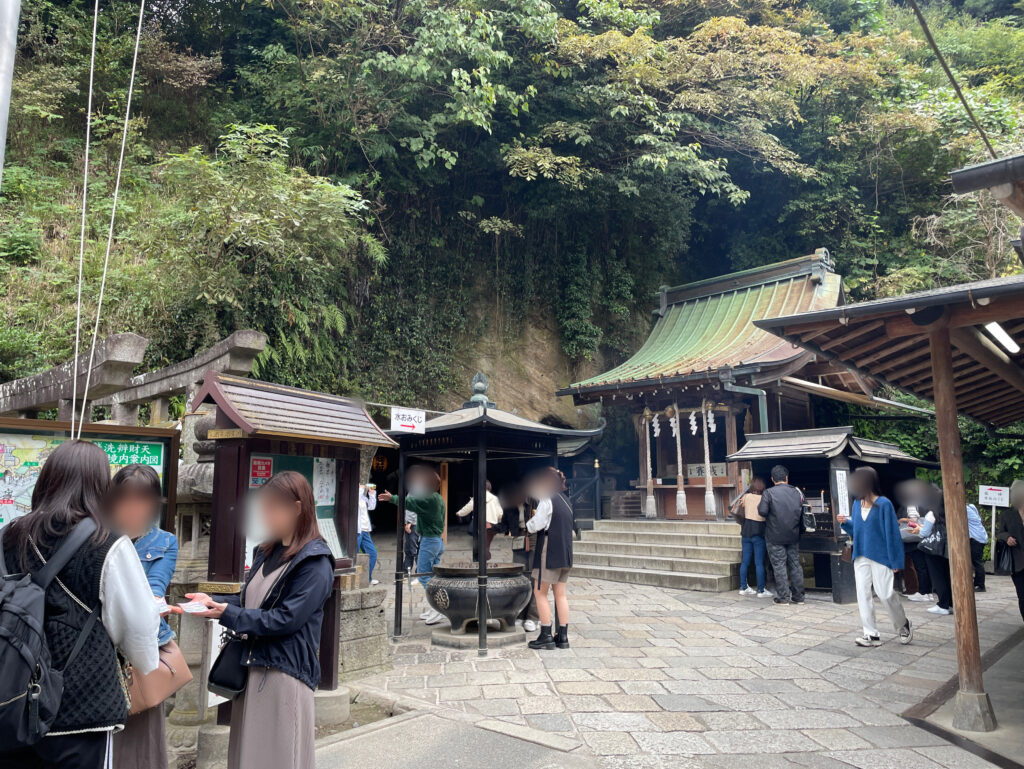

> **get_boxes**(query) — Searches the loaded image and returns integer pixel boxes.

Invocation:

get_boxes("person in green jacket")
[379,466,446,624]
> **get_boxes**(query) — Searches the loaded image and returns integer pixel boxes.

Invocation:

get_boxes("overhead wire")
[76,0,147,438]
[70,0,102,437]
[905,0,998,161]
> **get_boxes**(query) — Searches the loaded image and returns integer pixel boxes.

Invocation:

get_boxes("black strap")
[0,527,9,579]
[33,518,98,589]
[62,610,100,673]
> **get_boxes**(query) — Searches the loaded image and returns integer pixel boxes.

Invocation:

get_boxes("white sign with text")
[979,485,1010,507]
[390,408,426,434]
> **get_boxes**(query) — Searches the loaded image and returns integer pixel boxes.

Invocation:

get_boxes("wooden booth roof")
[558,252,844,402]
[755,274,1024,427]
[194,372,397,447]
[726,426,935,466]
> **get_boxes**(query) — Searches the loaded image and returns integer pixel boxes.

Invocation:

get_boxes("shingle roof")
[726,426,934,465]
[557,253,843,400]
[194,372,396,447]
[755,275,1024,427]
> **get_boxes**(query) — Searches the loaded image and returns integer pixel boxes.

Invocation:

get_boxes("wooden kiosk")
[192,373,396,691]
[758,274,1024,732]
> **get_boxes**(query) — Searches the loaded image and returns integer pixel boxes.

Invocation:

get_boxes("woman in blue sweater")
[838,467,913,648]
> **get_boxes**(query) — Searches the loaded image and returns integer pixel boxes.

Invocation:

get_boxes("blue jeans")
[417,536,445,588]
[357,531,377,581]
[741,535,767,592]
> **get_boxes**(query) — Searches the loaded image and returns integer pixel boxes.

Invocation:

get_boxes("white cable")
[70,0,102,436]
[76,0,146,438]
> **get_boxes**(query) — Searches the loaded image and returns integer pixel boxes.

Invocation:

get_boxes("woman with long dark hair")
[917,485,953,615]
[737,477,771,598]
[837,466,912,648]
[3,441,159,769]
[108,464,180,769]
[187,471,335,769]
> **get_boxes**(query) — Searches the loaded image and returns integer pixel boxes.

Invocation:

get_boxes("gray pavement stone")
[632,731,716,755]
[704,729,820,754]
[825,749,947,769]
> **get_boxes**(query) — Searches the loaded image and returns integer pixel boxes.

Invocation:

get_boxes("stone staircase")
[573,519,742,592]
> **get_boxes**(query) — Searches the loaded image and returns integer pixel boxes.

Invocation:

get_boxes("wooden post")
[702,400,716,519]
[642,410,656,518]
[673,402,687,517]
[476,430,489,656]
[725,407,740,498]
[929,327,997,732]
[392,447,406,639]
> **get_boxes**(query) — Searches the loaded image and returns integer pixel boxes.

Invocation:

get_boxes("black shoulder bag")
[207,579,249,701]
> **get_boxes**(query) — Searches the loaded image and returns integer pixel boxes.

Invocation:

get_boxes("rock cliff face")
[443,310,608,428]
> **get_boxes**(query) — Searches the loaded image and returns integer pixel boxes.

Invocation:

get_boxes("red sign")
[249,457,273,487]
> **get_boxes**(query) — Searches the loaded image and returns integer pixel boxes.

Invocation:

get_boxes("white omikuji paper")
[178,601,209,614]
[313,457,337,507]
[317,518,343,558]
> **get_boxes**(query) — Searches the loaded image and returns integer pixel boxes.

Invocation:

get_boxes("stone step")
[574,540,741,563]
[581,530,741,548]
[574,552,738,576]
[593,520,741,535]
[571,564,737,592]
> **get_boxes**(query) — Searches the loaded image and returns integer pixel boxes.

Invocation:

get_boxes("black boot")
[555,624,569,649]
[528,625,555,650]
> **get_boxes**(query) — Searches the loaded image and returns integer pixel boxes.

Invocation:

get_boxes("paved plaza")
[350,570,1021,769]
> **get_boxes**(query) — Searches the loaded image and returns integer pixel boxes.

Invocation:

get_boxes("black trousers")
[970,539,986,590]
[925,553,952,610]
[908,547,932,594]
[7,732,110,769]
[403,529,420,572]
[1012,569,1024,621]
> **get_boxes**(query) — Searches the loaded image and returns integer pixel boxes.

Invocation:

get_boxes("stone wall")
[337,586,392,682]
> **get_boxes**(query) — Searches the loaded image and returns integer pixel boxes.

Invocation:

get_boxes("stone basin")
[425,562,532,634]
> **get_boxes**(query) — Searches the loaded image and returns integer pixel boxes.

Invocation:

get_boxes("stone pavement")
[356,569,1021,769]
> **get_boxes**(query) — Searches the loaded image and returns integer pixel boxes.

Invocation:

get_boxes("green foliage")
[2,0,1023,425]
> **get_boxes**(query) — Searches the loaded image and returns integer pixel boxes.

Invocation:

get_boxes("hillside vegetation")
[2,0,1022,416]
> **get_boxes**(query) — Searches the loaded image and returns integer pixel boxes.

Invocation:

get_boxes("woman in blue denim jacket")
[108,465,180,769]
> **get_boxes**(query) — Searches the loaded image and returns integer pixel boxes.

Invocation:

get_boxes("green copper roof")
[558,253,843,399]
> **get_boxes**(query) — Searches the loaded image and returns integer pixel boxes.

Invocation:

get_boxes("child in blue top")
[838,466,913,648]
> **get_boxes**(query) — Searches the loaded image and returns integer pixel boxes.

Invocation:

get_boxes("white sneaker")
[424,609,446,625]
[370,579,380,586]
[906,592,932,602]
[738,587,757,596]
[927,605,952,615]
[419,609,432,619]
[855,634,882,647]
[523,619,538,632]
[757,589,774,598]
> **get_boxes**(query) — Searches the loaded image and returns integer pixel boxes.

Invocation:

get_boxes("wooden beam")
[819,319,885,351]
[950,326,1024,397]
[888,296,1024,338]
[858,336,926,368]
[929,327,996,730]
[840,333,900,363]
[883,355,937,383]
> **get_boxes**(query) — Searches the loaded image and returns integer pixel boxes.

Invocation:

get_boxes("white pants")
[854,556,907,637]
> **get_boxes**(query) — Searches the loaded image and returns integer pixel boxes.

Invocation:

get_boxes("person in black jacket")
[188,471,334,769]
[758,465,806,605]
[525,468,574,651]
[997,480,1024,621]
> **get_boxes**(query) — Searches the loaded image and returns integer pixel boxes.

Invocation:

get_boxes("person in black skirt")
[525,468,574,651]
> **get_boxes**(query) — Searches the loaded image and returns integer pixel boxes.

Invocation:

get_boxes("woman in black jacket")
[188,471,334,769]
[997,480,1024,621]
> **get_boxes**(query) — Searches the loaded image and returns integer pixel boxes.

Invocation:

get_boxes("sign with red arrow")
[390,407,426,434]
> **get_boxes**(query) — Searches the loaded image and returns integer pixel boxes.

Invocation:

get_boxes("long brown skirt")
[114,704,167,769]
[227,667,315,769]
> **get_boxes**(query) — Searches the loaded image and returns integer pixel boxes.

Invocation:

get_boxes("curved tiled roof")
[559,253,843,399]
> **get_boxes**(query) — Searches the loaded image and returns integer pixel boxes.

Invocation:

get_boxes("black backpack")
[0,519,99,749]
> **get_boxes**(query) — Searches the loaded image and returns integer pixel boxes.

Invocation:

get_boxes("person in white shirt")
[2,440,159,769]
[357,484,379,585]
[455,480,503,561]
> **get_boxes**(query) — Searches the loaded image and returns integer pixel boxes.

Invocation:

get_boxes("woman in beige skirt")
[188,472,335,769]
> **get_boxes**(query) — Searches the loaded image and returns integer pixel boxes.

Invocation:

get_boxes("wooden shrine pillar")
[725,407,740,495]
[929,326,997,731]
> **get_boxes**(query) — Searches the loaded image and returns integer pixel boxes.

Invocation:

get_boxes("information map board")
[247,453,341,560]
[0,429,169,530]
